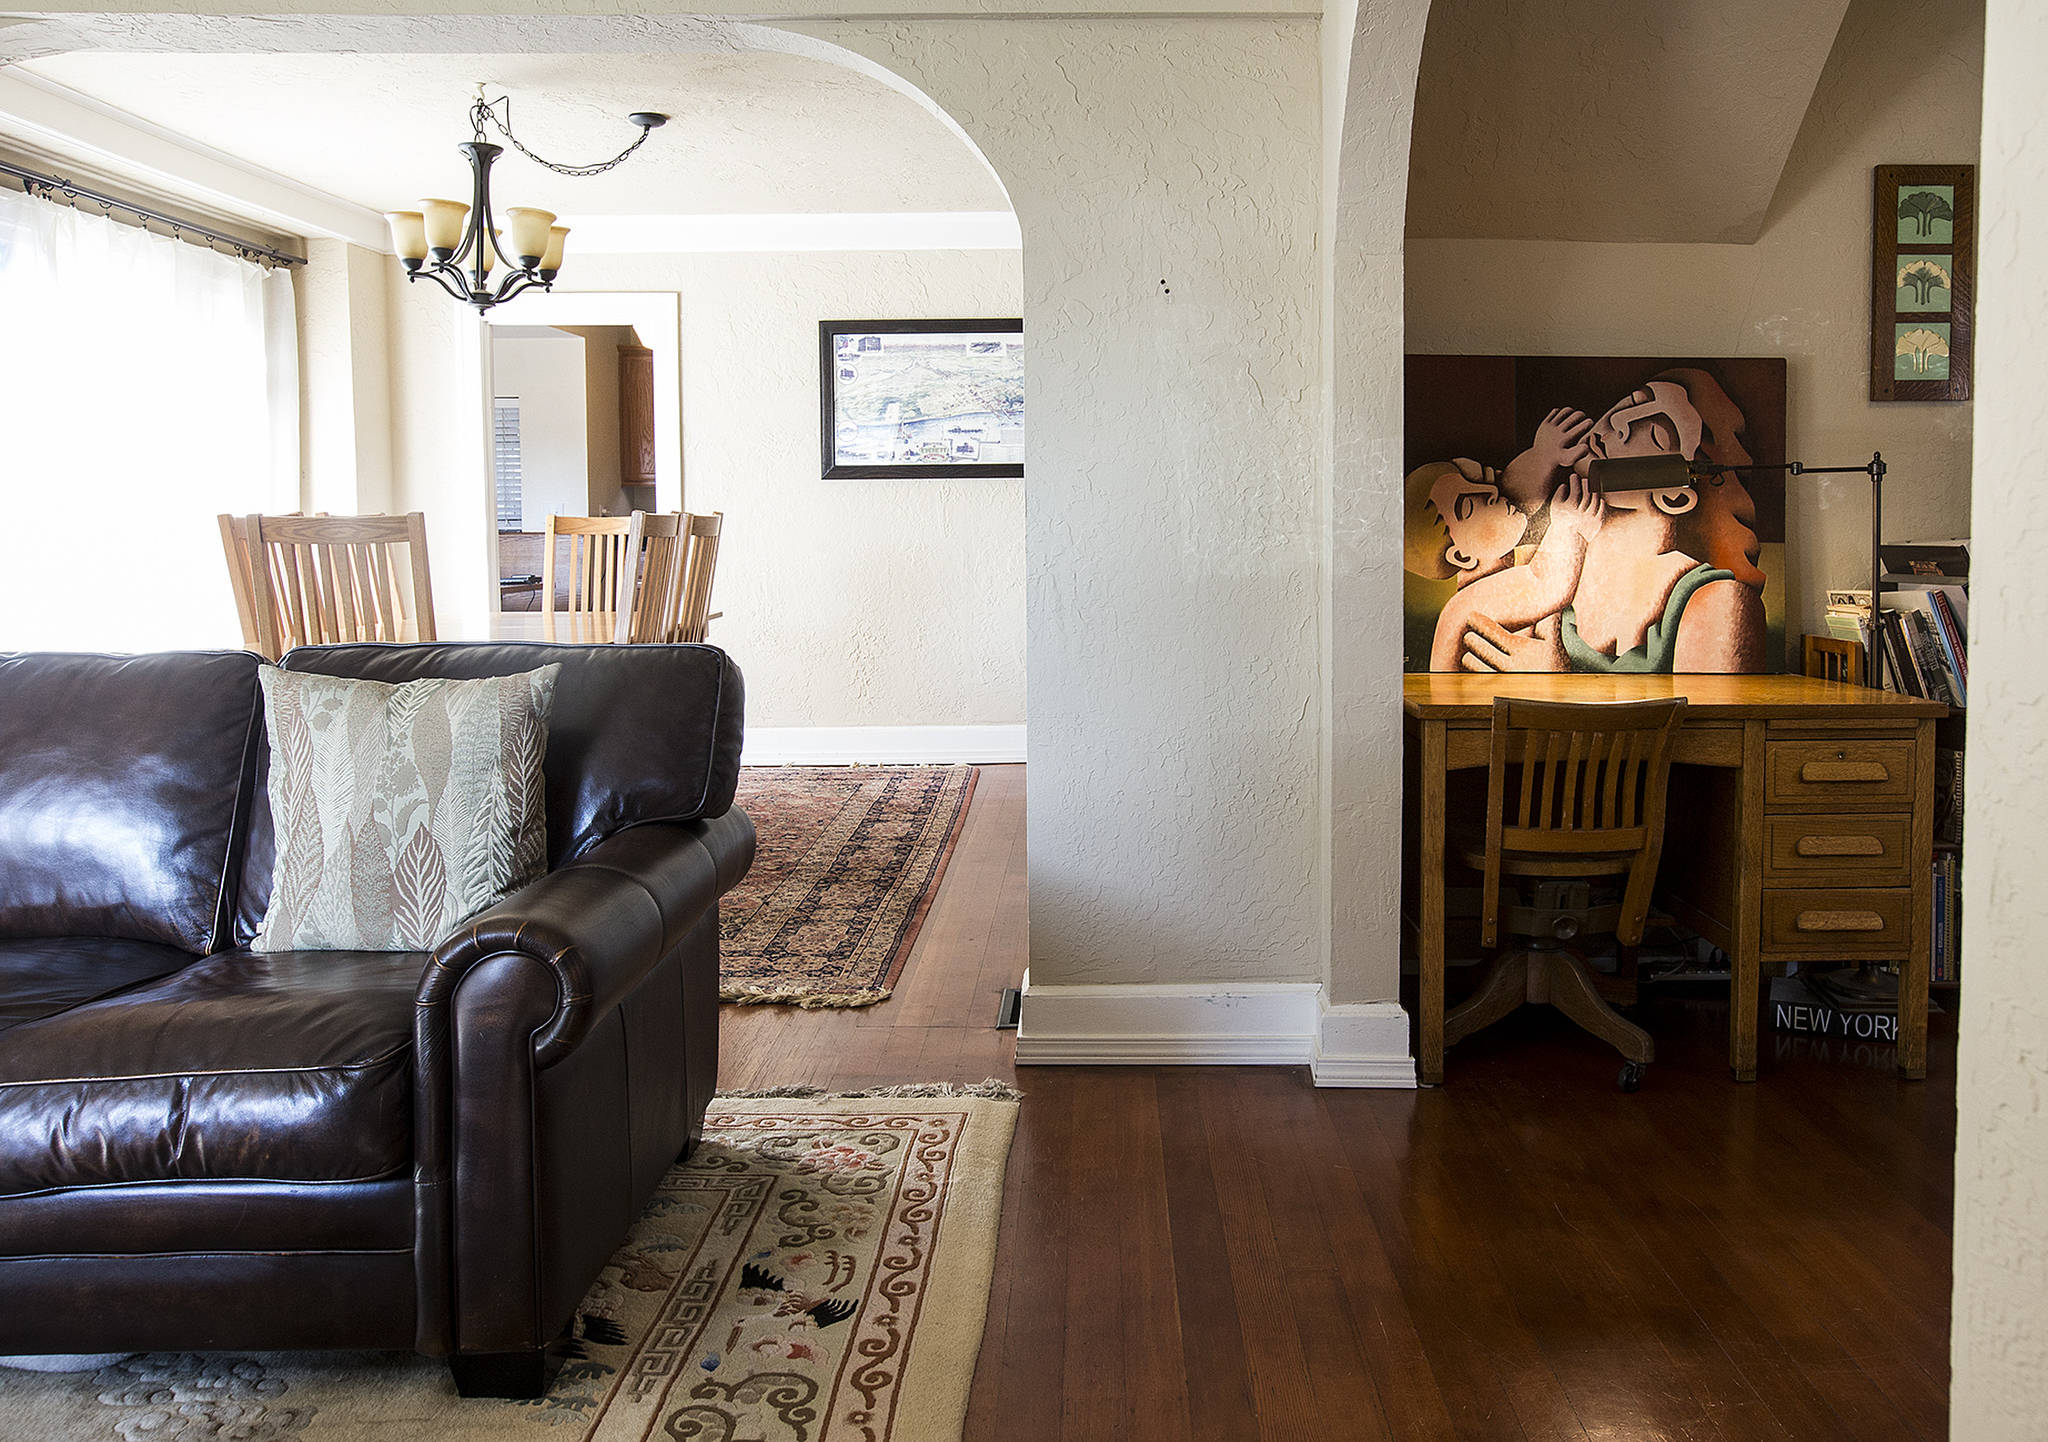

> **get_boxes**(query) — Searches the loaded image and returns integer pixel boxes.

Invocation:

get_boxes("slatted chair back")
[625,512,686,645]
[1802,633,1865,686]
[542,512,648,645]
[224,512,436,660]
[1479,695,1688,949]
[665,511,724,644]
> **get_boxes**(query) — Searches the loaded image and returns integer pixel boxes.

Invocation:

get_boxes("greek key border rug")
[3,1085,1020,1442]
[722,765,979,1008]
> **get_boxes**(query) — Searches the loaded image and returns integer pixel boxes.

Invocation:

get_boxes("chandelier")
[383,88,667,312]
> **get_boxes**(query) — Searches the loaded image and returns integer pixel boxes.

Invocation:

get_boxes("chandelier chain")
[470,93,656,178]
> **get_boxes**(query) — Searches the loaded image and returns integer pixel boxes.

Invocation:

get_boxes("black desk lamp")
[1588,451,1887,680]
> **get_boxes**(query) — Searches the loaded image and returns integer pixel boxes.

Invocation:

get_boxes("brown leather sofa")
[0,642,753,1397]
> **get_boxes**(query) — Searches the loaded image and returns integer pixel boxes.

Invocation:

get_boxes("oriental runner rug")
[4,1084,1021,1442]
[721,765,979,1008]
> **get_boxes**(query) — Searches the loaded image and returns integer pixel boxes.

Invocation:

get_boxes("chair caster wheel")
[1618,1062,1644,1093]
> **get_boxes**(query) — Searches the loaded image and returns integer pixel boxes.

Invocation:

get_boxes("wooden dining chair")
[1445,695,1689,1090]
[542,512,649,645]
[625,512,686,645]
[1803,633,1865,686]
[221,512,436,660]
[664,512,724,644]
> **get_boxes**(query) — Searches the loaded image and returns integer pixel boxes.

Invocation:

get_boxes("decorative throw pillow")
[254,664,561,952]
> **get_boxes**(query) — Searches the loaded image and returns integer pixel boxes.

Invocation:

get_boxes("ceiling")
[8,48,1008,220]
[1406,0,1855,243]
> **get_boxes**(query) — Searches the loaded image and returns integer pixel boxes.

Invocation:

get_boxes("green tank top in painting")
[1559,563,1737,674]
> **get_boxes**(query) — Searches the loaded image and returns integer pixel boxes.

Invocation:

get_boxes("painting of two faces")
[1403,354,1787,675]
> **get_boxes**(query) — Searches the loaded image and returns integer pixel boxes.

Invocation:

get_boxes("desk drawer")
[1762,888,1911,955]
[1766,739,1916,807]
[1764,815,1913,885]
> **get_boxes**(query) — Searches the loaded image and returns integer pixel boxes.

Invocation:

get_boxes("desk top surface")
[1403,671,1948,721]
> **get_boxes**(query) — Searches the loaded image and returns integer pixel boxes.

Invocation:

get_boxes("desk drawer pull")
[1795,909,1886,933]
[1795,834,1885,857]
[1799,760,1890,783]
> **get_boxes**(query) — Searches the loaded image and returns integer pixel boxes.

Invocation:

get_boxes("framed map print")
[819,319,1024,479]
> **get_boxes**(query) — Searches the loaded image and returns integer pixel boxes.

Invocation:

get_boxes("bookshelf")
[1818,540,1966,987]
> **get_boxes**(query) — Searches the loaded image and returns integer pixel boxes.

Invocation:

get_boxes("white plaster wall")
[1952,1,2048,1426]
[489,328,590,530]
[296,238,393,514]
[1406,0,1983,649]
[796,18,1326,986]
[557,248,1025,730]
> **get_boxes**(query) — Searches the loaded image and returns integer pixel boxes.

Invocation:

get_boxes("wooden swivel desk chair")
[1445,695,1688,1090]
[1803,634,1865,686]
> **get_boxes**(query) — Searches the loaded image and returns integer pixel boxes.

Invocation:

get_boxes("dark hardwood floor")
[719,764,1957,1441]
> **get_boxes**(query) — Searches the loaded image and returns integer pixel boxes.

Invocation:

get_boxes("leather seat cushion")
[0,949,421,1198]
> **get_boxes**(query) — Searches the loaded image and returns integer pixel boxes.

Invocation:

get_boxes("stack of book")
[1933,852,1962,985]
[1872,541,1969,706]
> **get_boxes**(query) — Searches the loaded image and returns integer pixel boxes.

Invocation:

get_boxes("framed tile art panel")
[1871,164,1974,402]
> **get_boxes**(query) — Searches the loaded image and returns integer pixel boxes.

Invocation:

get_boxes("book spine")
[1906,610,1957,706]
[1932,589,1970,691]
[1933,862,1949,984]
[1882,611,1924,697]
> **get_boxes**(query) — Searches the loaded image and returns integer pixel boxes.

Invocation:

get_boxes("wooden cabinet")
[618,344,657,487]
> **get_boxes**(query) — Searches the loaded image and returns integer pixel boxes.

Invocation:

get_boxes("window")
[0,186,298,651]
[493,397,524,530]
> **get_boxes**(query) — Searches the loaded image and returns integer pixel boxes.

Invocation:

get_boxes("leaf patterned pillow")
[254,664,561,952]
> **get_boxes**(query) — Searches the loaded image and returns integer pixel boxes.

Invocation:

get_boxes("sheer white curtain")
[0,187,298,651]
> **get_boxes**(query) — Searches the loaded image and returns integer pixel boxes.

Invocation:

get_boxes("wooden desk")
[1403,673,1946,1085]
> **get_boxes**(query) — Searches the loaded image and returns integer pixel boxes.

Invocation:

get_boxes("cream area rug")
[722,765,979,1008]
[3,1085,1020,1442]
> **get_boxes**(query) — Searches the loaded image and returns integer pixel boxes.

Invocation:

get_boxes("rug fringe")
[717,1079,1024,1102]
[720,985,894,1009]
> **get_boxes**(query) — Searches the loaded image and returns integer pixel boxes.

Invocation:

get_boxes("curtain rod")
[0,159,307,268]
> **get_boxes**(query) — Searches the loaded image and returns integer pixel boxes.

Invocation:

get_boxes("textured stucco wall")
[793,18,1327,986]
[1406,0,1983,650]
[14,6,1340,997]
[563,247,1026,731]
[1952,1,2048,1427]
[1326,0,1433,1006]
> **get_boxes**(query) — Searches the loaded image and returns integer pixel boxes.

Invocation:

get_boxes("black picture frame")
[1870,164,1975,402]
[819,318,1024,479]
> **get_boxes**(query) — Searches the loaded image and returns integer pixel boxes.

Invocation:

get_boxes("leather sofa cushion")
[0,652,262,954]
[0,949,419,1197]
[236,643,745,941]
[0,936,199,1036]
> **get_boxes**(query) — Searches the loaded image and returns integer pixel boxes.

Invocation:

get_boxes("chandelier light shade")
[384,89,666,313]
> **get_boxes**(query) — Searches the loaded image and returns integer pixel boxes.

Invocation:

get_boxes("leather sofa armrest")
[421,824,721,1067]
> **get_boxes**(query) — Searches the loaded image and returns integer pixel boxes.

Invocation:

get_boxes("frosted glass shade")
[420,198,469,252]
[383,210,428,262]
[541,226,569,272]
[503,207,556,264]
[480,231,502,274]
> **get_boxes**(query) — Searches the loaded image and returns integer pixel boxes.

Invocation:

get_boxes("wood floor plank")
[713,765,1957,1440]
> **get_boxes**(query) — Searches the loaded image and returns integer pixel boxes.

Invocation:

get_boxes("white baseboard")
[742,724,1025,766]
[1014,972,1416,1087]
[1311,998,1418,1087]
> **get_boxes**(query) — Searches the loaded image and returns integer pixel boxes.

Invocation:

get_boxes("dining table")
[487,611,627,644]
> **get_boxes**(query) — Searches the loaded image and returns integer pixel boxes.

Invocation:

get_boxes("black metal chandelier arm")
[474,95,662,178]
[489,270,552,307]
[409,264,481,304]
